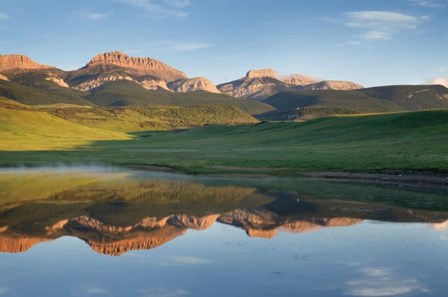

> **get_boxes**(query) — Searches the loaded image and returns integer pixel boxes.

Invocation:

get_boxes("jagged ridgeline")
[0,52,273,116]
[1,51,448,123]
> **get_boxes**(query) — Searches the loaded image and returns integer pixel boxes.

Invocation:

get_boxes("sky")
[0,0,447,87]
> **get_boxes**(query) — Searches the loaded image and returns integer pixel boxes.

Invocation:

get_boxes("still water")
[0,167,448,297]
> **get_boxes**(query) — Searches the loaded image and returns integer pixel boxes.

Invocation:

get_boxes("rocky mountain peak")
[170,77,221,93]
[0,54,53,72]
[83,51,188,82]
[281,74,321,86]
[246,68,277,79]
[304,80,364,91]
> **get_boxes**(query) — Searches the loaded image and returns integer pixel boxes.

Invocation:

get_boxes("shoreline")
[125,164,448,186]
[1,163,447,186]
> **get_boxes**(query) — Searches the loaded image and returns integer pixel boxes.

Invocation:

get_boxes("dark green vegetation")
[85,81,273,114]
[41,104,257,132]
[263,85,448,120]
[1,110,447,175]
[1,74,273,115]
[0,78,92,106]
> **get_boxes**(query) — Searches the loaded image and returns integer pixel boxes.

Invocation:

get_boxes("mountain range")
[1,51,448,120]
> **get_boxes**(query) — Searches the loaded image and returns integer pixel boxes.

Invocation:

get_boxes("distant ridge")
[0,54,54,72]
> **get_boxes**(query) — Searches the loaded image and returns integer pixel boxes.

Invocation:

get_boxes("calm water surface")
[0,167,447,297]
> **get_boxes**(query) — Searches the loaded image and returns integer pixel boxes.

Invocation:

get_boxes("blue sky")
[0,0,447,86]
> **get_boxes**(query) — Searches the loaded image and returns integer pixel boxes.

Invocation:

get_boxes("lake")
[1,167,448,297]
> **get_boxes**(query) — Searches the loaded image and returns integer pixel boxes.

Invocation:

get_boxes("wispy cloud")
[345,267,430,297]
[139,288,188,297]
[408,0,446,8]
[171,256,213,265]
[86,13,111,20]
[164,0,191,8]
[71,286,111,296]
[0,12,9,20]
[0,287,9,296]
[344,10,428,42]
[73,10,111,21]
[122,41,213,54]
[118,0,191,17]
[169,42,213,51]
[427,77,448,87]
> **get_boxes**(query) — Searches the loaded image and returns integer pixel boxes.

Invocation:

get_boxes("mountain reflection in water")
[1,168,448,256]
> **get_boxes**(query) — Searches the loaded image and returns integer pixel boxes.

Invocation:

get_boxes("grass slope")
[41,105,258,132]
[0,98,128,150]
[1,110,447,174]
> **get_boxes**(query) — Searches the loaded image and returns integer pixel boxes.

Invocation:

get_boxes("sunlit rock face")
[0,54,54,72]
[84,51,187,82]
[66,51,189,91]
[217,69,292,100]
[302,80,364,91]
[0,74,9,81]
[0,235,50,253]
[169,77,221,93]
[86,226,187,256]
[72,74,135,91]
[245,69,277,79]
[169,214,220,230]
[280,74,321,87]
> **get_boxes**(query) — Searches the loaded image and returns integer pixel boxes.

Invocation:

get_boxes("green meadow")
[1,99,447,176]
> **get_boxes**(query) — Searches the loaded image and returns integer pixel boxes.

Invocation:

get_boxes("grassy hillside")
[41,105,258,132]
[85,81,274,115]
[0,79,93,106]
[1,110,447,175]
[0,98,128,150]
[263,85,448,120]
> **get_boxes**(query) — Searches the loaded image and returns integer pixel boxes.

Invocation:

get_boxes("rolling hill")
[84,80,273,114]
[262,85,448,120]
[0,98,128,150]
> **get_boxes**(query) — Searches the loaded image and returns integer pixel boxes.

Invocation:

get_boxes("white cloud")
[164,0,191,8]
[430,220,448,231]
[0,12,9,20]
[426,76,448,87]
[0,288,9,296]
[139,288,188,297]
[169,42,213,51]
[408,0,446,8]
[345,11,428,41]
[345,267,430,297]
[171,256,213,265]
[123,41,213,53]
[119,0,191,17]
[86,13,111,20]
[73,11,111,20]
[71,286,111,296]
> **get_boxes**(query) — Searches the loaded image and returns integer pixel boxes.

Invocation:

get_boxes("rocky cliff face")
[0,74,9,81]
[303,80,364,91]
[218,69,292,100]
[0,54,53,72]
[84,51,187,82]
[66,51,190,91]
[246,68,277,79]
[281,74,321,87]
[169,77,221,93]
